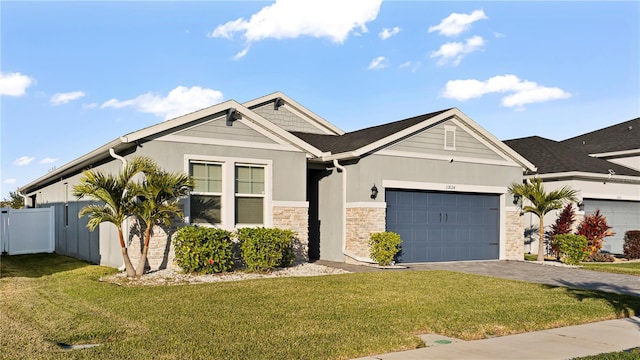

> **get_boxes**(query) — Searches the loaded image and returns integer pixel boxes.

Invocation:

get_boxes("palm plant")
[130,163,193,276]
[509,178,578,262]
[73,157,156,277]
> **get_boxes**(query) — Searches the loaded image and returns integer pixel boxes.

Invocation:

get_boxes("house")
[20,92,535,269]
[504,117,640,254]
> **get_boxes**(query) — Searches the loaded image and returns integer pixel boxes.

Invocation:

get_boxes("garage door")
[386,189,500,263]
[583,199,640,254]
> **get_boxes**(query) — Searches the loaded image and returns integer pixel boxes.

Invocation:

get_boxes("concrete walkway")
[313,260,640,359]
[353,316,640,360]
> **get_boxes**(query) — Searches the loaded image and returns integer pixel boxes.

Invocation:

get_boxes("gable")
[384,119,505,162]
[173,115,276,144]
[252,102,329,135]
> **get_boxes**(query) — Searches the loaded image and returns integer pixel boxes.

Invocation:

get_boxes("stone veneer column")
[127,219,182,271]
[272,205,309,262]
[505,209,524,260]
[345,205,386,265]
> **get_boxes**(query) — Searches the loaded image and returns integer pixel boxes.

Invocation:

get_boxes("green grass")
[573,348,640,359]
[581,262,640,276]
[2,254,640,359]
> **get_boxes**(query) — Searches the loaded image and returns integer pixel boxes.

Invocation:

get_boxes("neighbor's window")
[235,165,264,224]
[189,162,222,224]
[444,125,456,150]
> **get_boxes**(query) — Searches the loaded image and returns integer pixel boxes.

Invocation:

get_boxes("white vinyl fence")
[1,207,55,255]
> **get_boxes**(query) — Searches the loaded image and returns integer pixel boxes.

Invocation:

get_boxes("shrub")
[623,230,640,260]
[174,226,234,274]
[552,234,588,265]
[369,231,402,266]
[585,252,615,263]
[576,210,614,254]
[238,227,295,272]
[546,203,576,258]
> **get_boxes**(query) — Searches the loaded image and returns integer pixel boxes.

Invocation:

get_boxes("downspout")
[17,191,28,209]
[110,148,129,271]
[332,159,376,264]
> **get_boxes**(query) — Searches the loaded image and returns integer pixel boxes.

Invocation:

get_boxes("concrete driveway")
[316,259,640,297]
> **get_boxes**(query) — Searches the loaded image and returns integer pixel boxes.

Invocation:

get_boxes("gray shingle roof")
[291,109,452,154]
[561,117,640,154]
[503,136,640,176]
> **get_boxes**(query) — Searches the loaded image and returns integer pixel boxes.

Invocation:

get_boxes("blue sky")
[1,1,639,199]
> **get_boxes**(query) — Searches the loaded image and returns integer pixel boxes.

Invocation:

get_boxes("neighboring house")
[20,92,534,269]
[504,117,640,254]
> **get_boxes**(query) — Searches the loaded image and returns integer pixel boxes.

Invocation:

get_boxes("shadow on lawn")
[552,279,640,319]
[0,253,92,279]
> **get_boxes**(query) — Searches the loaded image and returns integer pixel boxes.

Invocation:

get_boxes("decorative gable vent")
[444,125,456,150]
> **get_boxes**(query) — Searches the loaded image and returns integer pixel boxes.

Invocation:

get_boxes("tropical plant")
[546,203,576,258]
[73,157,156,277]
[551,234,588,265]
[0,189,25,209]
[130,161,193,276]
[576,210,614,254]
[623,230,640,260]
[238,227,295,272]
[509,178,578,262]
[174,226,234,273]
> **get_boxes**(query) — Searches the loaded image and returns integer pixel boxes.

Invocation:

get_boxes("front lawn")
[2,254,640,359]
[581,262,640,276]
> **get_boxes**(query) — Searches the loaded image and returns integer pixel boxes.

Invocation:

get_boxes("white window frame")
[444,125,456,151]
[234,164,266,226]
[184,155,272,230]
[189,161,224,225]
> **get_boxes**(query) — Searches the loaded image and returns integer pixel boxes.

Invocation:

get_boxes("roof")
[504,136,640,177]
[561,117,640,154]
[291,109,451,153]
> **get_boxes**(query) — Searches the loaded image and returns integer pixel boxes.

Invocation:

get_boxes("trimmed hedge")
[174,226,234,273]
[552,234,588,265]
[369,232,402,266]
[623,230,640,260]
[238,227,295,272]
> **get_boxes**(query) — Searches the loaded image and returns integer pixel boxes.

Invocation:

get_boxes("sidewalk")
[353,316,640,360]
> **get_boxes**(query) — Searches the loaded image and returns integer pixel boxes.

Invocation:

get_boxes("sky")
[1,0,639,199]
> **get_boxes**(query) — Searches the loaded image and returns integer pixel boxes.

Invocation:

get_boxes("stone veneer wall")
[272,206,309,262]
[127,219,182,271]
[505,209,524,260]
[345,206,386,265]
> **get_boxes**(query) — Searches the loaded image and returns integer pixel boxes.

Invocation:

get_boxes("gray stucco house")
[505,117,640,254]
[20,92,534,269]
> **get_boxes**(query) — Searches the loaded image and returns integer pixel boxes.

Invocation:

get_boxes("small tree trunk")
[118,230,136,277]
[135,225,153,277]
[537,217,545,262]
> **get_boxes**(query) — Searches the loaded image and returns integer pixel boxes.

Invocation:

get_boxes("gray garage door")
[386,189,500,263]
[583,199,640,254]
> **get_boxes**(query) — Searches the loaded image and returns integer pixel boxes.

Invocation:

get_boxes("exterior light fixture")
[371,184,378,199]
[512,194,521,205]
[577,201,585,211]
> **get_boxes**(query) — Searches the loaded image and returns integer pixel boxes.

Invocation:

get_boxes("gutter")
[332,159,376,264]
[17,191,28,209]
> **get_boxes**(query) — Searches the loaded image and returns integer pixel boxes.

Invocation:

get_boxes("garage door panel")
[387,189,500,262]
[584,199,640,254]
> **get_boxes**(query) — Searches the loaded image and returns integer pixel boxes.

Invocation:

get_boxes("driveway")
[316,260,640,297]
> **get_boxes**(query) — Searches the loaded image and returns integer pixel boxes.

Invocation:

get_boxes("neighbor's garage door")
[386,189,500,263]
[583,199,640,254]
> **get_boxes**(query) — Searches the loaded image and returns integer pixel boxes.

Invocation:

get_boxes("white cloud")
[442,74,571,109]
[210,0,382,45]
[51,91,85,105]
[233,46,251,60]
[4,178,17,185]
[83,103,98,109]
[429,9,487,37]
[431,35,484,66]
[101,86,224,120]
[379,26,401,40]
[40,157,59,164]
[14,156,35,166]
[368,56,388,70]
[0,72,34,96]
[399,61,421,72]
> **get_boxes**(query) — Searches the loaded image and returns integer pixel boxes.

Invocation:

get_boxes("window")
[235,165,264,224]
[444,125,456,150]
[189,162,222,224]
